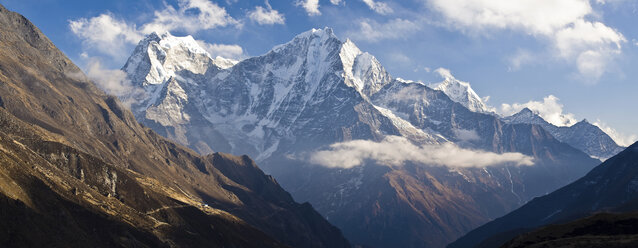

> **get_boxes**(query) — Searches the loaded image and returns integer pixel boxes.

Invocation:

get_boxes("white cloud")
[82,58,145,107]
[296,0,321,16]
[349,18,420,42]
[330,0,344,5]
[69,13,143,59]
[593,120,638,147]
[70,0,239,62]
[310,136,534,168]
[247,2,285,25]
[140,0,238,34]
[361,0,393,15]
[195,40,245,60]
[426,0,626,81]
[499,95,578,127]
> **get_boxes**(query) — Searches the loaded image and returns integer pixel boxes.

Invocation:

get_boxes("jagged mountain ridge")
[0,5,349,248]
[449,142,638,248]
[123,28,402,158]
[504,108,625,159]
[122,28,599,248]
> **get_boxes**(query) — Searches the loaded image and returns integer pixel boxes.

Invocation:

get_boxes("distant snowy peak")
[504,108,546,125]
[434,78,490,113]
[504,108,625,159]
[122,31,236,87]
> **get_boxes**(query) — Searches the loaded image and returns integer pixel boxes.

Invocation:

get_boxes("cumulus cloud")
[362,0,393,15]
[426,0,626,81]
[140,0,238,34]
[499,95,578,127]
[247,1,285,25]
[349,18,420,42]
[70,0,239,62]
[310,136,534,169]
[195,40,245,60]
[296,0,321,16]
[593,120,638,147]
[69,13,143,59]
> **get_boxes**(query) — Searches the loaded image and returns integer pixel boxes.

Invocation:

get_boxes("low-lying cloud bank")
[310,136,534,169]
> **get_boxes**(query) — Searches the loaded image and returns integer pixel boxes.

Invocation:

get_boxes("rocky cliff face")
[121,28,599,247]
[0,4,349,248]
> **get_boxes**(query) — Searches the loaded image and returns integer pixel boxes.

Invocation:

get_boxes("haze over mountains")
[119,27,621,247]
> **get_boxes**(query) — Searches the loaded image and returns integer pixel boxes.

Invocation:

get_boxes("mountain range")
[0,4,349,248]
[120,27,620,247]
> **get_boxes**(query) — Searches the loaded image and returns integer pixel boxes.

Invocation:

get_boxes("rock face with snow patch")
[503,108,625,160]
[122,28,598,248]
[433,77,491,113]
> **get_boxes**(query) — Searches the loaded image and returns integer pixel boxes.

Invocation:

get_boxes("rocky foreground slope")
[0,4,349,248]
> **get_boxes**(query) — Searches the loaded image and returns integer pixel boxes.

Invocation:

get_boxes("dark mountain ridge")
[449,142,638,248]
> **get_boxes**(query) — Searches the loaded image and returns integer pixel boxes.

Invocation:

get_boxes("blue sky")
[2,0,636,145]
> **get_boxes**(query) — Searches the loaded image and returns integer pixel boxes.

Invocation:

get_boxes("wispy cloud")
[82,58,146,107]
[310,136,534,168]
[248,1,285,25]
[425,0,626,81]
[348,18,420,42]
[69,0,243,63]
[140,0,238,34]
[362,0,393,15]
[195,40,245,60]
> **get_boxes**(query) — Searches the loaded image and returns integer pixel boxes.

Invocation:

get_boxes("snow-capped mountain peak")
[434,77,490,113]
[122,31,215,88]
[341,39,391,95]
[266,27,391,96]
